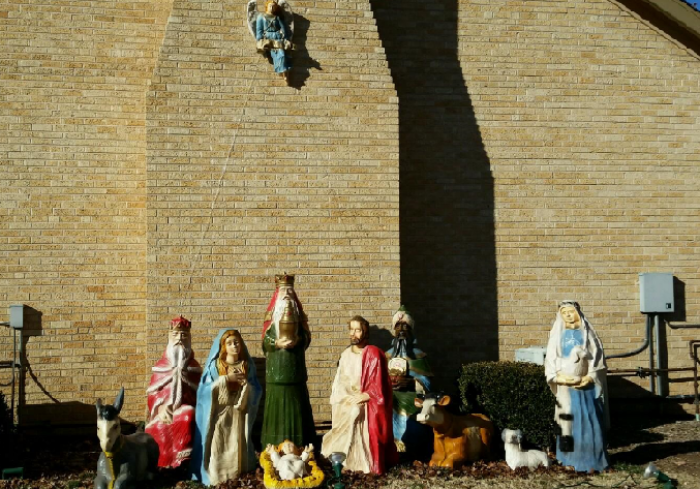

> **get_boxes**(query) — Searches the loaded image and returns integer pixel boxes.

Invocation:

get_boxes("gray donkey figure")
[95,388,159,489]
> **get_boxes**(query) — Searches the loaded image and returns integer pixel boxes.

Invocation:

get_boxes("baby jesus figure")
[266,440,314,481]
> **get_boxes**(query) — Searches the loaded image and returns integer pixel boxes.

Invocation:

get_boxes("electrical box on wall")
[515,347,547,365]
[639,273,674,313]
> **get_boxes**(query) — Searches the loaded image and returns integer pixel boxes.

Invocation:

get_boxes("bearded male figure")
[385,306,434,459]
[146,316,202,468]
[261,274,316,447]
[321,316,398,475]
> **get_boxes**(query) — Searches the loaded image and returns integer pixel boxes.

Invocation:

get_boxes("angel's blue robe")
[256,13,291,73]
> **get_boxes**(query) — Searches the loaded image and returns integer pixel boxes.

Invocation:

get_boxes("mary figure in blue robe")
[191,329,262,486]
[545,301,609,472]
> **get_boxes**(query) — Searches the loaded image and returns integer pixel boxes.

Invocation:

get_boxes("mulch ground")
[1,415,698,488]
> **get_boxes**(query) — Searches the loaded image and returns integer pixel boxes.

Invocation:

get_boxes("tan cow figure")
[415,393,493,469]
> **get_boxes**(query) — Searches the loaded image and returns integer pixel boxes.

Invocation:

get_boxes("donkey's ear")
[114,387,125,414]
[96,398,103,415]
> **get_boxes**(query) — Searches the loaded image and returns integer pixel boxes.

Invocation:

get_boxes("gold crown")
[170,316,192,331]
[275,274,295,288]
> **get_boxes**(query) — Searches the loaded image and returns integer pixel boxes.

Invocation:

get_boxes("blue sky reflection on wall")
[681,0,700,12]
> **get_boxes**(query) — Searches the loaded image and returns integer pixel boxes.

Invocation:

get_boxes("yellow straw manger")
[260,442,325,489]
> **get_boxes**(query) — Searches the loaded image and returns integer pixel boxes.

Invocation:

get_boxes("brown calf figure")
[415,393,493,469]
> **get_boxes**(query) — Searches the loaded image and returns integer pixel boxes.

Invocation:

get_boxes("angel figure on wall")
[247,0,294,83]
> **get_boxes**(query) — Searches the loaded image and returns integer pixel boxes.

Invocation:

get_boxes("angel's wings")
[246,0,294,39]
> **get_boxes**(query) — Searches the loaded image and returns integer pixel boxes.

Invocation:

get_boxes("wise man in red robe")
[321,315,398,475]
[145,316,202,468]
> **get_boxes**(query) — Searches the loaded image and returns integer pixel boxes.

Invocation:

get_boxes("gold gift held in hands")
[278,301,298,343]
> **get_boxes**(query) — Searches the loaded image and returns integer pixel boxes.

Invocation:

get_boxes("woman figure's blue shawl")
[191,329,262,484]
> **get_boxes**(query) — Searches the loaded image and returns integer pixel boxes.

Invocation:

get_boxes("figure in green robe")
[261,274,316,447]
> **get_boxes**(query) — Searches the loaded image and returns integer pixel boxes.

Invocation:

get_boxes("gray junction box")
[639,273,674,313]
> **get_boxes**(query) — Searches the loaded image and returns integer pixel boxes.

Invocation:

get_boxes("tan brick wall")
[0,0,174,420]
[1,0,699,425]
[479,0,700,397]
[372,0,700,396]
[144,0,400,421]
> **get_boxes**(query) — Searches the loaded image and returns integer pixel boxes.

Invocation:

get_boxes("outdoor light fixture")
[643,463,675,489]
[329,452,346,489]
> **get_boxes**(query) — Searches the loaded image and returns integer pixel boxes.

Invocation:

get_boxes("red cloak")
[361,345,399,475]
[145,352,201,468]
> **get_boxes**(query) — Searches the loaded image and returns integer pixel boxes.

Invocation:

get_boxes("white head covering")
[545,300,609,431]
[392,305,415,330]
[545,301,607,391]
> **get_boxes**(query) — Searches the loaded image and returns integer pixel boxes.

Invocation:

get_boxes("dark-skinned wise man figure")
[385,305,434,460]
[261,274,316,447]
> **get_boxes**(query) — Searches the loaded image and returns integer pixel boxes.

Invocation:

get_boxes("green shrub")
[458,361,557,449]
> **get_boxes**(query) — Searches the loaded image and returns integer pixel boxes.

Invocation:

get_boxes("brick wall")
[0,0,174,421]
[1,0,699,424]
[145,0,399,422]
[373,0,700,396]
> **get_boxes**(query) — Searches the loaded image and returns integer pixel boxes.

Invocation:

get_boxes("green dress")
[261,326,316,447]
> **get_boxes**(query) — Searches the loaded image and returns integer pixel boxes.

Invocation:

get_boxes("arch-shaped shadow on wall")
[370,0,498,393]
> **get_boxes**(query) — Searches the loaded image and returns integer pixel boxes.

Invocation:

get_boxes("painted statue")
[145,316,202,468]
[415,393,493,469]
[261,274,316,447]
[95,388,159,489]
[321,316,398,475]
[260,440,325,489]
[544,300,609,472]
[266,440,314,480]
[385,306,434,458]
[247,0,294,83]
[191,329,262,485]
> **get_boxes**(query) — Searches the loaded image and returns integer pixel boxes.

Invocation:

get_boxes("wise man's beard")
[391,335,414,359]
[166,342,191,368]
[272,295,298,336]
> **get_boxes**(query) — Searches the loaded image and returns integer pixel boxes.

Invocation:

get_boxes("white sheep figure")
[266,441,314,481]
[559,345,590,384]
[502,428,550,470]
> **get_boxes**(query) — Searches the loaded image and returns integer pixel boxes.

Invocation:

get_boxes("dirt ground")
[1,415,698,489]
[608,415,700,487]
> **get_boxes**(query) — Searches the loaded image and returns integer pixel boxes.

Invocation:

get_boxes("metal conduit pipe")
[605,315,655,393]
[668,322,700,329]
[650,314,656,394]
[606,314,652,360]
[655,314,668,397]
